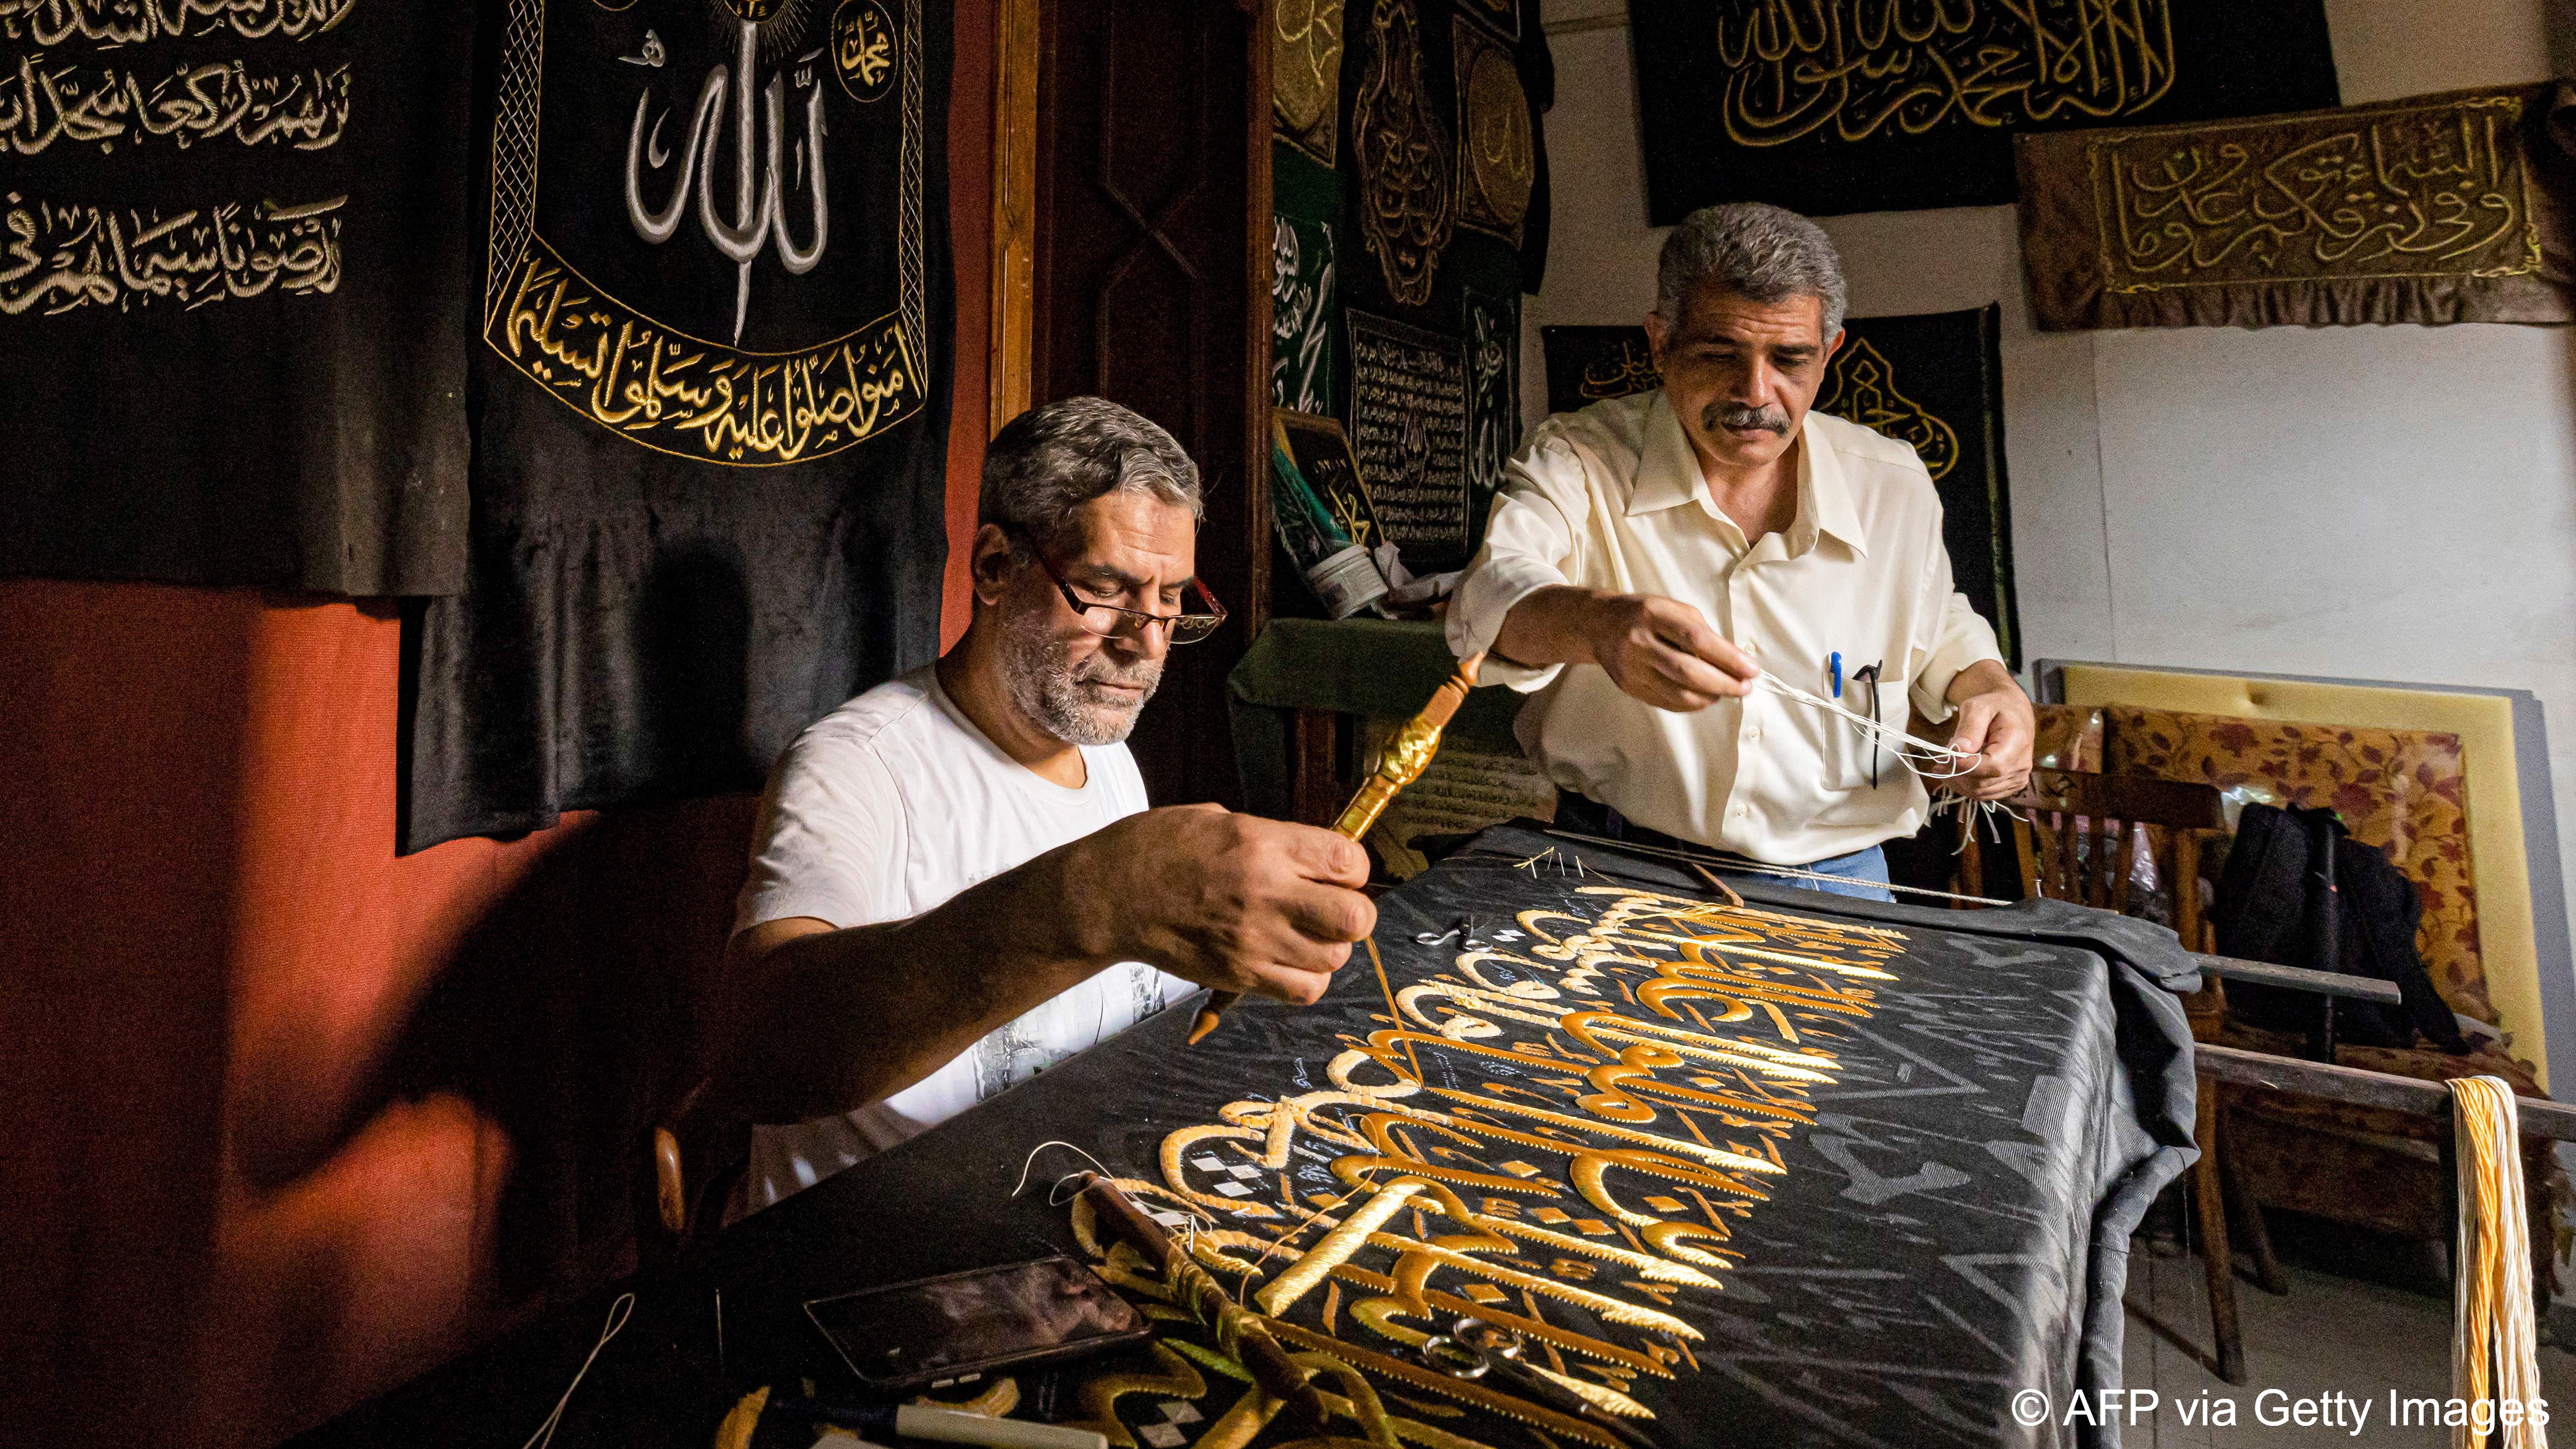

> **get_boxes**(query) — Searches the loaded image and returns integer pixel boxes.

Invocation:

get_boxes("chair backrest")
[2012,769,2227,950]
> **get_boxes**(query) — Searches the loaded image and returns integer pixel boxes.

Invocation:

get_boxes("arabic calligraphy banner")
[1627,0,2340,222]
[2019,84,2576,330]
[401,0,951,851]
[0,0,477,592]
[1540,307,2020,667]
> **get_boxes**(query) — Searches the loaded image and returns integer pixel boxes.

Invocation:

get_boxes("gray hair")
[981,396,1202,560]
[1655,203,1847,339]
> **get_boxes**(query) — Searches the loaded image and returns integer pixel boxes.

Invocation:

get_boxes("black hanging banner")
[1540,307,2021,667]
[0,0,477,593]
[403,0,952,851]
[1627,0,2341,222]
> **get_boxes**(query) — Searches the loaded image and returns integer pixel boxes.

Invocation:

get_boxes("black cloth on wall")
[1,0,477,593]
[1627,0,2341,222]
[402,0,953,852]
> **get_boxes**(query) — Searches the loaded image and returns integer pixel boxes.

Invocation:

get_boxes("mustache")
[1705,402,1791,436]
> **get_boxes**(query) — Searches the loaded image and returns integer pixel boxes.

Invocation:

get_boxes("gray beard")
[999,608,1163,747]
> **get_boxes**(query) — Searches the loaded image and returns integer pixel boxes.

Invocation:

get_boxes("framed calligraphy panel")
[1540,308,2019,667]
[1626,0,2340,222]
[0,0,477,592]
[1348,310,1472,571]
[402,0,953,850]
[1275,409,1390,564]
[2019,84,2576,330]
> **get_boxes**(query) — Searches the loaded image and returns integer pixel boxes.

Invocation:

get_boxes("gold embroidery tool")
[1186,652,1485,1046]
[1073,1173,1332,1432]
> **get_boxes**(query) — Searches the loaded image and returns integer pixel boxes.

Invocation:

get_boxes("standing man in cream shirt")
[1448,203,2033,899]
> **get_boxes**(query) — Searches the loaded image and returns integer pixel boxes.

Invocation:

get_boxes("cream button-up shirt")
[1447,390,2003,864]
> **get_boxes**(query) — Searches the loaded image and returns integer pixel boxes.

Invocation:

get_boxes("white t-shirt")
[731,664,1191,1210]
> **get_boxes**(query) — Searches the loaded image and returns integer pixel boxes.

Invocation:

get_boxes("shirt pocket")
[1821,676,1909,793]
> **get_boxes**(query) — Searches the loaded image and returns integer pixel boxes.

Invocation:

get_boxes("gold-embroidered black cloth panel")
[280,827,2197,1449]
[1627,0,2339,222]
[0,0,477,592]
[399,0,951,850]
[2018,84,2576,330]
[1538,307,2020,668]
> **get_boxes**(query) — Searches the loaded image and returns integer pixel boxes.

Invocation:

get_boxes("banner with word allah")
[2019,84,2576,330]
[1539,307,2021,667]
[1626,0,2341,222]
[1269,0,1549,581]
[401,0,951,851]
[0,0,476,592]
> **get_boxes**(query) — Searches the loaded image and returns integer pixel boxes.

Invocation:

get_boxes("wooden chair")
[1988,770,2277,1383]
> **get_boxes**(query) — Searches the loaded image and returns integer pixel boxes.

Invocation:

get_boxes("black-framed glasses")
[1024,545,1227,645]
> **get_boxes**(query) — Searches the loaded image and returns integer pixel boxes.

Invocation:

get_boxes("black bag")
[2210,803,2467,1051]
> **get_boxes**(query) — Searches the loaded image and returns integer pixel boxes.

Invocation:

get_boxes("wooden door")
[1033,0,1272,807]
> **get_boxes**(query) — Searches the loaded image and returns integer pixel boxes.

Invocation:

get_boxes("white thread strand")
[1011,1139,1116,1203]
[1752,674,1985,781]
[521,1292,634,1449]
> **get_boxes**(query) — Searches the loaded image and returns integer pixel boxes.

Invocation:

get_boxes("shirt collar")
[1625,391,1710,519]
[1799,412,1869,558]
[1628,393,1871,559]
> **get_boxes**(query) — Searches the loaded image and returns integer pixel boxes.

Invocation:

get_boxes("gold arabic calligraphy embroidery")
[1351,0,1452,308]
[1,193,343,315]
[1072,888,1907,1445]
[495,245,923,465]
[0,0,355,46]
[2092,93,2542,289]
[1714,0,2175,149]
[2,53,351,154]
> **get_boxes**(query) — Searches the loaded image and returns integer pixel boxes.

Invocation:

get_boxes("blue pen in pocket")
[1829,651,1842,699]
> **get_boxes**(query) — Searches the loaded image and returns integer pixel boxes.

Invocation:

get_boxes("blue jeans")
[1554,795,1896,903]
[1778,844,1894,902]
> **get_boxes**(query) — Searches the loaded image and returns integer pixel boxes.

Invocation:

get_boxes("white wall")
[1526,0,2576,966]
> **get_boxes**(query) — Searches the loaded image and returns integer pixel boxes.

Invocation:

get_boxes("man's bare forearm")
[716,846,1105,1126]
[1492,585,1608,668]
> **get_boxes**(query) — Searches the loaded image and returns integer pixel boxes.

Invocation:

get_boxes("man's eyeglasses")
[1025,545,1227,645]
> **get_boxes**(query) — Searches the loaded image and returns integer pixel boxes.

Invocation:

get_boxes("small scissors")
[1416,1318,1657,1449]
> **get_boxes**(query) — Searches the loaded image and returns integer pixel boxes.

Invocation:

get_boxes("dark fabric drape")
[2019,84,2576,331]
[1,0,476,593]
[1538,308,2022,666]
[1627,0,2340,222]
[402,0,954,852]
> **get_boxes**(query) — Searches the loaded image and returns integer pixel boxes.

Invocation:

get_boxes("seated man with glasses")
[714,396,1376,1211]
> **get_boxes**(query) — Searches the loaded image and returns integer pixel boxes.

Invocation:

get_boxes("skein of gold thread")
[1185,652,1485,1047]
[2450,1075,2547,1449]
